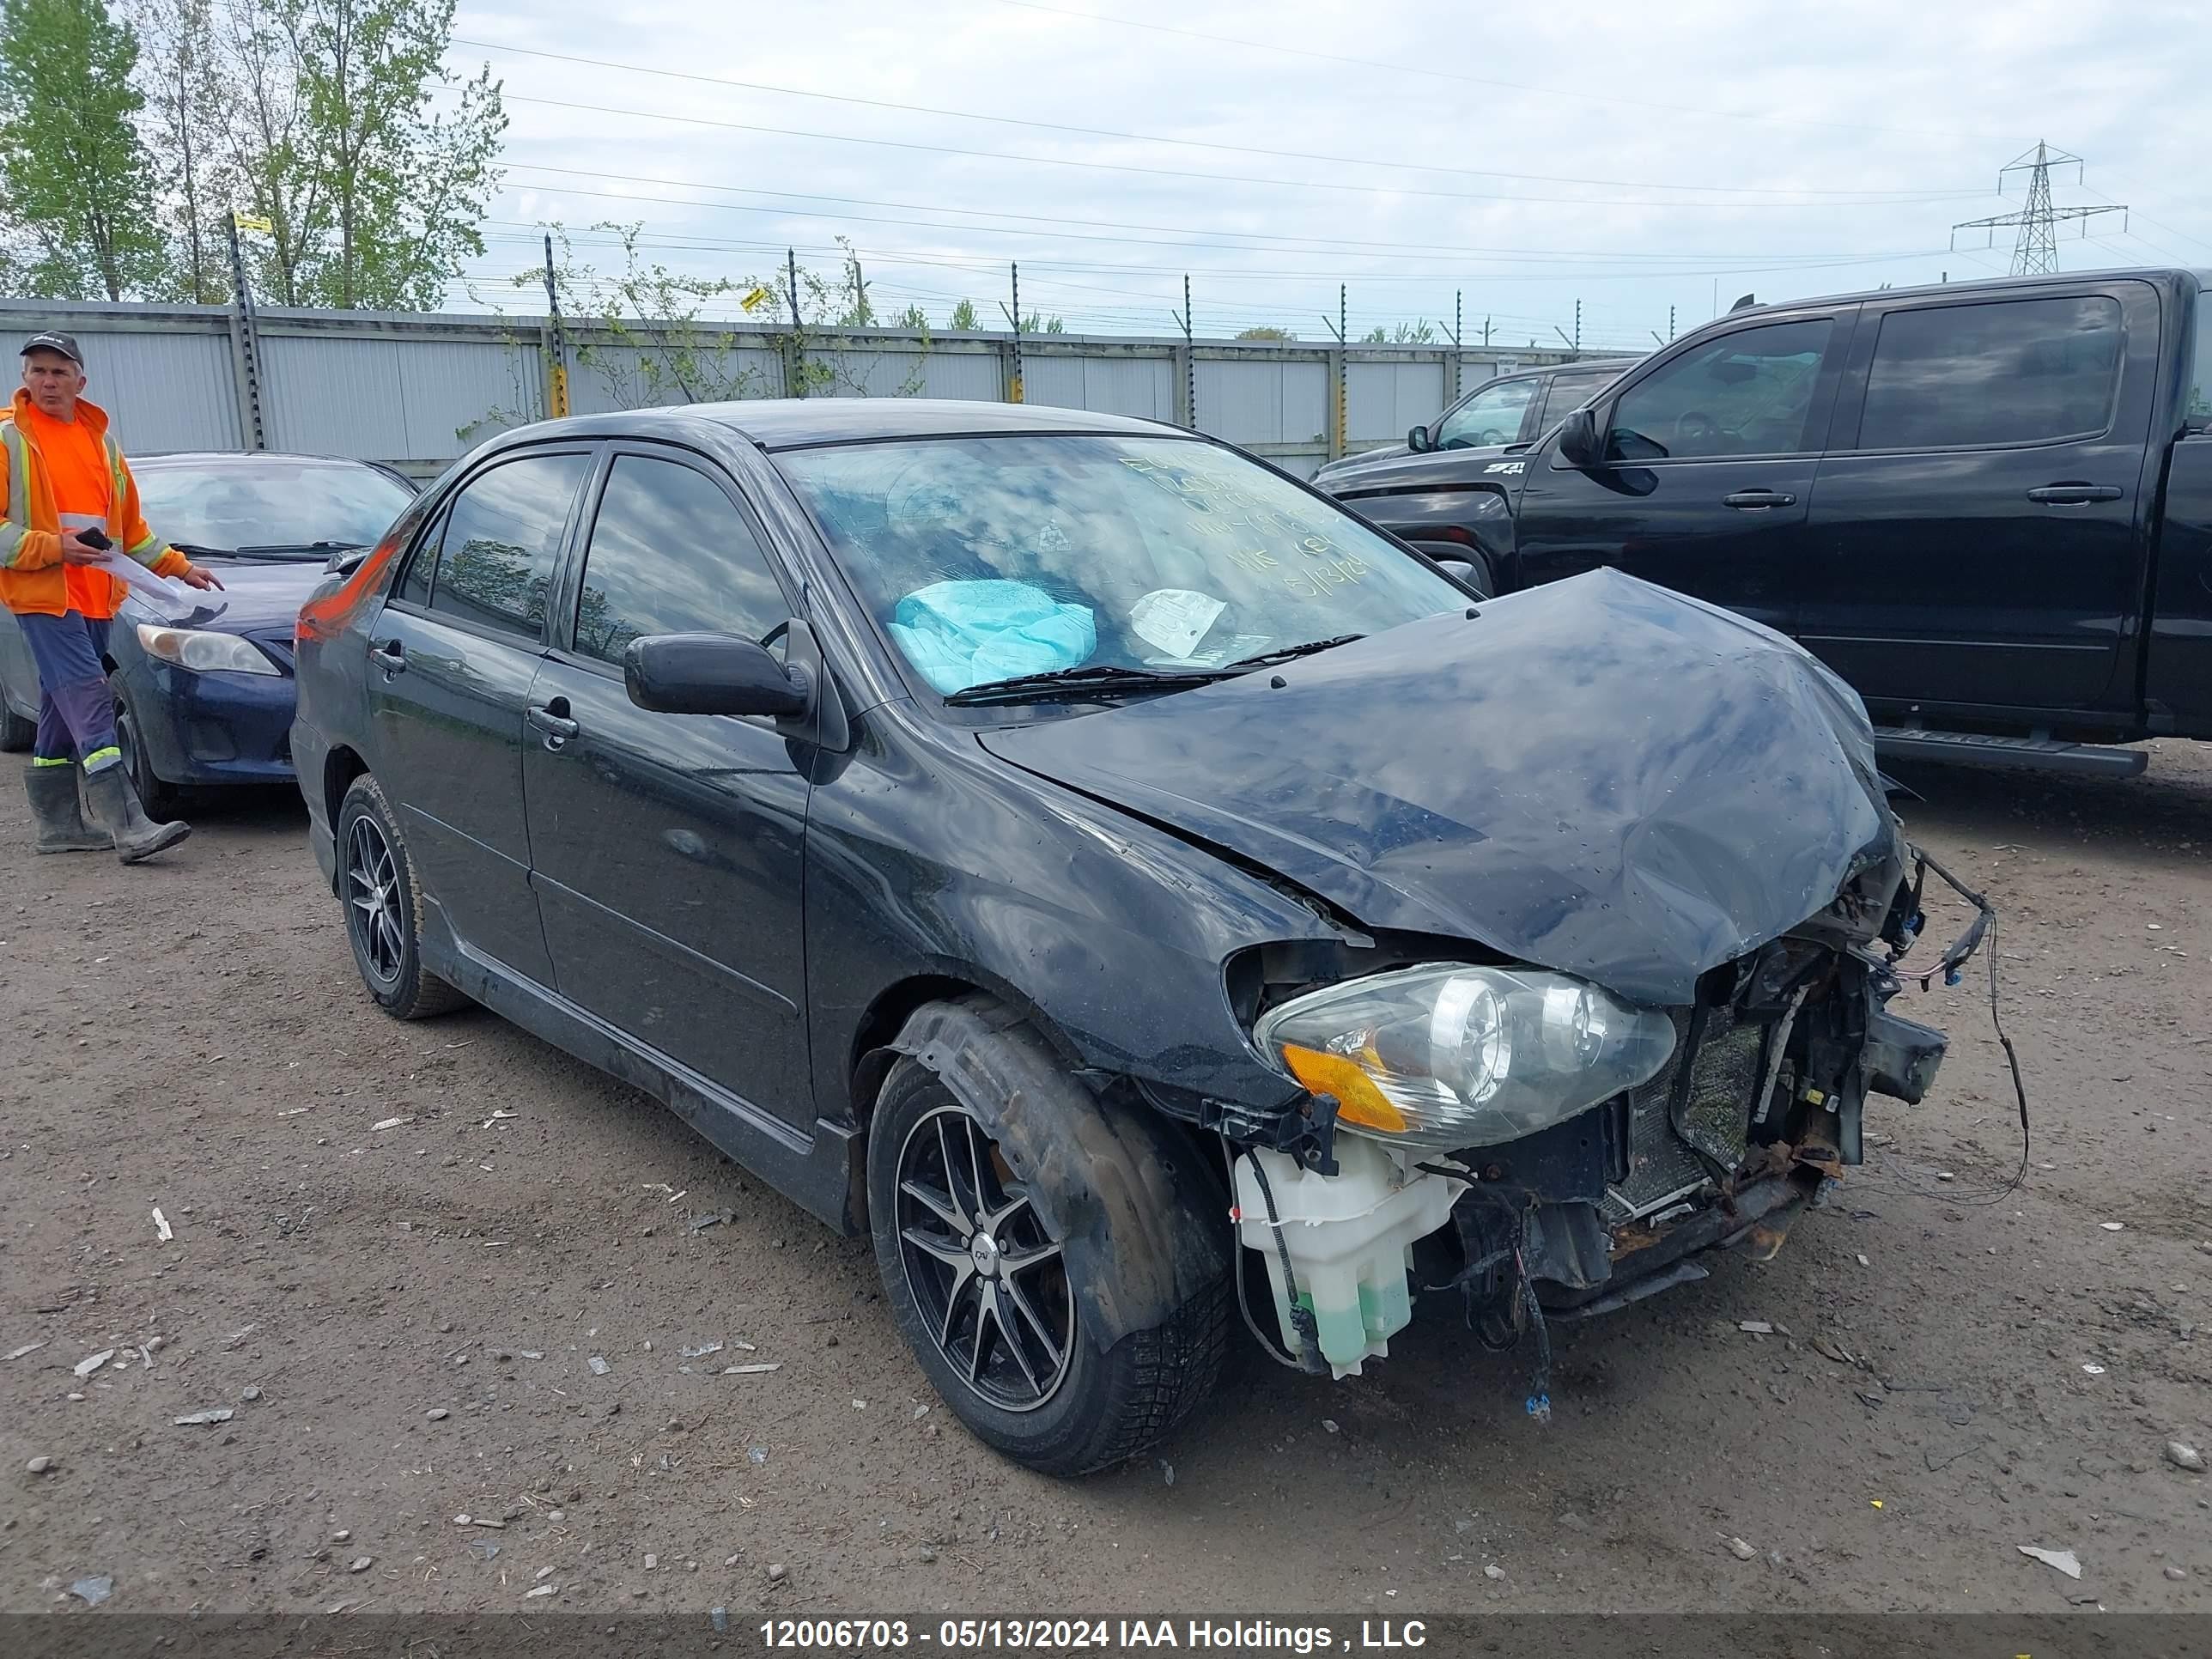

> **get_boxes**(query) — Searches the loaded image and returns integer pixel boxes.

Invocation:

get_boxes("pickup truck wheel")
[867,1048,1228,1476]
[336,773,469,1020]
[0,699,33,752]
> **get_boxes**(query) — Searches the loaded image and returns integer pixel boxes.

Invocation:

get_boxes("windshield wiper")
[1224,634,1365,671]
[167,541,234,560]
[942,663,1226,706]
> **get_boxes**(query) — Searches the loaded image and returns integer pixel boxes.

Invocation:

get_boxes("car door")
[522,445,816,1133]
[367,446,593,988]
[1796,282,2156,711]
[1510,310,1855,635]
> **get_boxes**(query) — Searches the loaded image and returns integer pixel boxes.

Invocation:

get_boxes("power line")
[492,161,1959,272]
[486,90,1983,212]
[457,37,1974,201]
[494,161,1963,266]
[986,0,1996,141]
[482,181,1964,286]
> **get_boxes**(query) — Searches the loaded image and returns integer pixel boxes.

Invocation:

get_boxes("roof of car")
[665,398,1176,449]
[137,449,379,468]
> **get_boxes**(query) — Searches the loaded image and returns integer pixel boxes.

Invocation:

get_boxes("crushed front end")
[1223,845,1970,1398]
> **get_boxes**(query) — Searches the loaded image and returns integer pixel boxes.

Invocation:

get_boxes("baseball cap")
[21,331,82,364]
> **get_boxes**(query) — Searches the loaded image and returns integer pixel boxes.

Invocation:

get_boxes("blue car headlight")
[136,623,279,677]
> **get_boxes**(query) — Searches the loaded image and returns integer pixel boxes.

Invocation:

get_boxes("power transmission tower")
[1952,143,2125,275]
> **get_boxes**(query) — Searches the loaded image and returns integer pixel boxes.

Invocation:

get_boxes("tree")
[754,240,927,398]
[948,298,979,331]
[285,0,505,309]
[205,0,504,309]
[833,237,873,327]
[0,0,164,299]
[132,0,228,301]
[525,222,765,409]
[1235,325,1296,341]
[893,302,928,330]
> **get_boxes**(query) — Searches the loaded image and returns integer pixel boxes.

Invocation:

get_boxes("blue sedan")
[0,452,415,814]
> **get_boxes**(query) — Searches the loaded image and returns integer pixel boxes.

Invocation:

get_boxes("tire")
[110,679,181,822]
[867,1050,1228,1477]
[335,772,469,1019]
[0,697,33,753]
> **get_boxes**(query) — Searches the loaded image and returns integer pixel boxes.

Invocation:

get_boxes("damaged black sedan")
[291,400,1969,1475]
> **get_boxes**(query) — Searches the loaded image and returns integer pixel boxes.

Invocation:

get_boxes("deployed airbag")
[889,579,1096,694]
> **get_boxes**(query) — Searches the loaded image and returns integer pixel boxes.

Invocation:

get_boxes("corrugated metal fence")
[0,300,1580,479]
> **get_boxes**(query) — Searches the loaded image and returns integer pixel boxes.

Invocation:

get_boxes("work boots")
[82,763,190,863]
[23,763,112,854]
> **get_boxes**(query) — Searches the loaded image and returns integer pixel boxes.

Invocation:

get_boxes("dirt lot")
[2,744,2209,1620]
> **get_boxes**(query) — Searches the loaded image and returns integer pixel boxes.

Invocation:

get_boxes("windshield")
[776,434,1462,697]
[135,459,413,558]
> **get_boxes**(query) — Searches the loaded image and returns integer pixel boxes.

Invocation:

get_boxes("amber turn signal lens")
[1279,1043,1409,1134]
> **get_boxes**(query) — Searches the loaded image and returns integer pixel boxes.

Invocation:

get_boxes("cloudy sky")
[438,0,2209,346]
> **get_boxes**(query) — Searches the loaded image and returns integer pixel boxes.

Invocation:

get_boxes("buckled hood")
[980,568,1896,1007]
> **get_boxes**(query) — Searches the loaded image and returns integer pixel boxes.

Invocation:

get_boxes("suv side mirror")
[1556,406,1602,469]
[1407,423,1431,453]
[624,632,810,720]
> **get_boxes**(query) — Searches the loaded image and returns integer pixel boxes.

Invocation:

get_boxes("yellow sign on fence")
[231,211,273,233]
[739,285,775,314]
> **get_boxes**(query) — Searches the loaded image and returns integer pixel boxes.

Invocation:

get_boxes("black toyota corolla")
[291,400,1966,1475]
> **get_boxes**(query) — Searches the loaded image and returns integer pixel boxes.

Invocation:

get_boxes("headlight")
[1254,963,1676,1150]
[137,623,278,676]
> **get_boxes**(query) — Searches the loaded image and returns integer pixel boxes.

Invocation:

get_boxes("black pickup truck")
[1318,266,2212,777]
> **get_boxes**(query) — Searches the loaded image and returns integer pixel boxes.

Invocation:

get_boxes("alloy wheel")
[894,1103,1076,1413]
[344,814,405,989]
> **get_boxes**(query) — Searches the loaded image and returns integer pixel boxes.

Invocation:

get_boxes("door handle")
[526,702,580,744]
[1723,489,1796,509]
[2027,483,2123,505]
[373,638,405,675]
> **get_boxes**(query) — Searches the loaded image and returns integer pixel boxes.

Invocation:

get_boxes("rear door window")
[570,455,791,665]
[1607,319,1837,462]
[1853,295,2124,450]
[422,453,592,640]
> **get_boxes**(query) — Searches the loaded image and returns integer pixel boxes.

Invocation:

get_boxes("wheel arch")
[869,992,1231,1350]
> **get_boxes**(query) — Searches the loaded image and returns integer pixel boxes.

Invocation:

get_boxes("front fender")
[803,707,1342,1125]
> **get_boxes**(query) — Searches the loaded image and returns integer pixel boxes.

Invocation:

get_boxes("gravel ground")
[2,744,2209,1619]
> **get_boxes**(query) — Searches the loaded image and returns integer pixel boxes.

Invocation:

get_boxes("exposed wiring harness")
[1880,846,2032,1205]
[1424,1180,1552,1425]
[1221,1139,1325,1374]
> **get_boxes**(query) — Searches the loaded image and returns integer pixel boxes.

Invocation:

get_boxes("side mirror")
[624,632,810,720]
[1556,406,1602,469]
[1407,423,1431,453]
[1434,556,1477,584]
[325,547,369,578]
